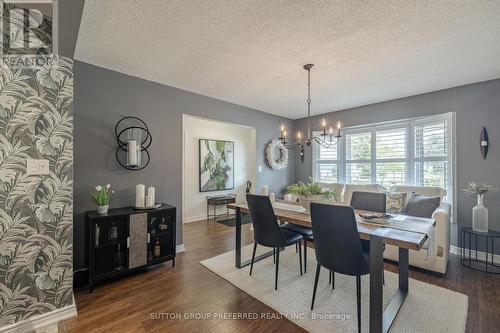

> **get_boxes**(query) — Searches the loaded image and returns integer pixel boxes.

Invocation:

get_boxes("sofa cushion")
[385,192,407,213]
[403,193,441,218]
[389,185,447,199]
[343,184,383,205]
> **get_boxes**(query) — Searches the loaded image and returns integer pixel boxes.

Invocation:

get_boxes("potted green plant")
[90,184,114,214]
[287,179,338,212]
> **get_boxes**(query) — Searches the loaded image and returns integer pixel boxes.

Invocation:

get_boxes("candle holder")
[115,116,152,171]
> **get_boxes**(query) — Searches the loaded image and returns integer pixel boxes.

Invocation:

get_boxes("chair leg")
[383,270,385,285]
[249,242,257,276]
[298,241,303,276]
[329,270,332,284]
[273,248,275,263]
[332,271,335,289]
[275,248,280,290]
[311,263,321,310]
[295,242,298,253]
[356,275,361,333]
[303,239,307,273]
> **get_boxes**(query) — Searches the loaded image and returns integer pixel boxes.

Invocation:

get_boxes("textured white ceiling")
[75,0,500,119]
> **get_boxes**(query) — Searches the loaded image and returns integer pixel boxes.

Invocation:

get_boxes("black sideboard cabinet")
[85,204,176,292]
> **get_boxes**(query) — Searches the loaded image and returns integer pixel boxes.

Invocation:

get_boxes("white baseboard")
[183,215,206,223]
[176,244,186,253]
[450,245,500,264]
[0,299,77,333]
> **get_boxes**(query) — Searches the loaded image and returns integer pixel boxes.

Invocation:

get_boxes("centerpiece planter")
[287,179,338,213]
[297,194,333,212]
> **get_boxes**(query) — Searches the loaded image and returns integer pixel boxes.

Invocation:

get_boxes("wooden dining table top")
[227,201,436,251]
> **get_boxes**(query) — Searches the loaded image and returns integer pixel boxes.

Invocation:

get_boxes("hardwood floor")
[61,220,500,332]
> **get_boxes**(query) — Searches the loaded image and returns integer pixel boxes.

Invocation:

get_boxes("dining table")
[226,201,436,333]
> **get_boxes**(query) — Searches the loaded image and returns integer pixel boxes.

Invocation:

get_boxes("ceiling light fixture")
[279,64,342,162]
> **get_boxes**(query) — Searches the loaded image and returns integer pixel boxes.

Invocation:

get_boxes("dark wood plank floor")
[60,220,500,332]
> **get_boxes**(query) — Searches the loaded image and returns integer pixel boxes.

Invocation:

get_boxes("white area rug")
[200,245,468,333]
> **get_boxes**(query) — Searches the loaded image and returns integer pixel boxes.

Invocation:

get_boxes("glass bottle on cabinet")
[115,244,124,269]
[154,237,161,258]
[159,217,167,231]
[109,222,118,240]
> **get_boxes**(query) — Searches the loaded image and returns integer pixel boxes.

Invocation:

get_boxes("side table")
[206,194,237,221]
[460,227,500,274]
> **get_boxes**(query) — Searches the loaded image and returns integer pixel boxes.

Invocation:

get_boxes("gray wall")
[294,78,500,248]
[73,61,295,269]
[58,0,85,58]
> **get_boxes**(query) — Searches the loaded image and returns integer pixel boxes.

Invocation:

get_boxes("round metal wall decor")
[266,139,289,170]
[115,116,152,171]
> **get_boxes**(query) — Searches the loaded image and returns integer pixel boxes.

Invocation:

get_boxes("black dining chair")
[280,223,313,273]
[310,203,371,333]
[350,191,387,214]
[246,194,304,290]
[350,191,386,284]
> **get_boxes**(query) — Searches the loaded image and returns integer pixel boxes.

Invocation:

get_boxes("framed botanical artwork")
[199,139,234,192]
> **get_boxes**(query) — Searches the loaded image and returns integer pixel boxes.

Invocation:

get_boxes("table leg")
[486,237,489,273]
[370,232,409,333]
[369,233,384,333]
[399,248,409,291]
[234,206,274,269]
[235,207,242,268]
[475,234,478,262]
[469,233,472,266]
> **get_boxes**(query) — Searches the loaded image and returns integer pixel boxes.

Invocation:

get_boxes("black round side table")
[460,227,500,274]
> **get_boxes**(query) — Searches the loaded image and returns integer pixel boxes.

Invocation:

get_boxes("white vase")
[97,205,109,214]
[472,194,488,233]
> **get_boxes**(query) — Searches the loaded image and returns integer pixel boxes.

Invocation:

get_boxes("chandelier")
[278,64,342,162]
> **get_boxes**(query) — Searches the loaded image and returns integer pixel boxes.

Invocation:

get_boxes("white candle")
[128,140,138,166]
[136,184,145,207]
[261,185,269,196]
[147,186,155,205]
[136,142,142,167]
[146,194,154,207]
[269,192,276,203]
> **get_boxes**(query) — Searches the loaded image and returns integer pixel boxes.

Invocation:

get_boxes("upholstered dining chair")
[246,194,304,290]
[350,191,387,213]
[280,224,313,273]
[310,203,371,333]
[350,191,386,284]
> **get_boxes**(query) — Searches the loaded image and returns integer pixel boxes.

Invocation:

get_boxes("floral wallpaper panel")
[0,5,73,326]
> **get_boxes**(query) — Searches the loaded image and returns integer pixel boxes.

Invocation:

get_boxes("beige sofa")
[311,183,451,274]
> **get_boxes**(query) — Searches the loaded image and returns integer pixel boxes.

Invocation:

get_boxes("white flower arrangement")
[90,184,114,206]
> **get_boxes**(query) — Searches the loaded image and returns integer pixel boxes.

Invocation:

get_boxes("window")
[345,131,371,184]
[313,113,454,203]
[314,143,338,182]
[375,127,406,186]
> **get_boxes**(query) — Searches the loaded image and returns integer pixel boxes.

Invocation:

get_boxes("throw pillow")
[403,193,440,218]
[385,192,407,214]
